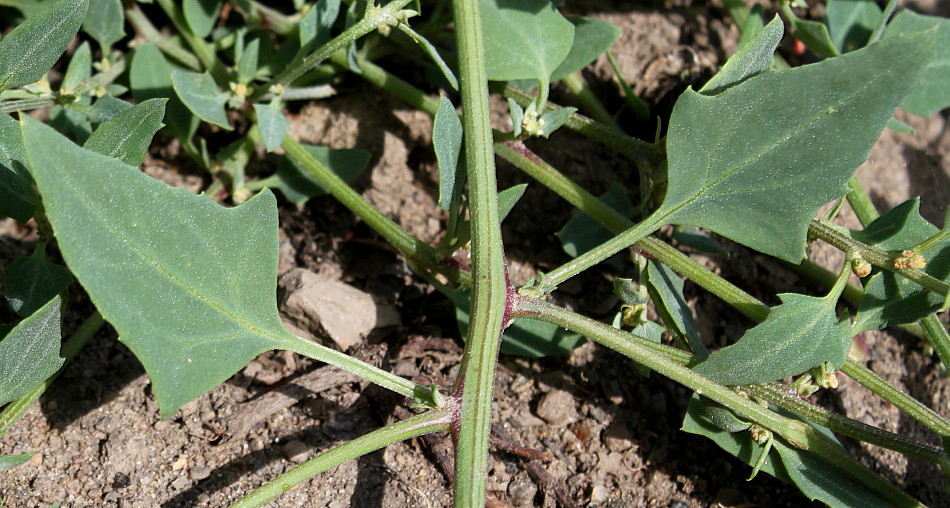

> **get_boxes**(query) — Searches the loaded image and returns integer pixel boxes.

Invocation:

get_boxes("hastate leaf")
[83,98,167,167]
[660,31,936,263]
[22,117,289,418]
[0,293,65,406]
[0,0,88,92]
[693,293,851,386]
[480,0,574,87]
[883,10,950,117]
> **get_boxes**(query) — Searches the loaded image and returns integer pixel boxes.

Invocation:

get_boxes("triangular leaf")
[3,251,73,317]
[883,10,950,117]
[22,117,290,417]
[0,0,88,92]
[660,31,936,262]
[83,98,167,167]
[694,293,851,386]
[701,15,782,96]
[171,70,232,130]
[480,0,574,88]
[550,17,620,81]
[0,293,65,406]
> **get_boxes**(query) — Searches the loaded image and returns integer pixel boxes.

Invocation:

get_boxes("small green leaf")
[630,321,663,376]
[885,117,915,133]
[0,113,37,223]
[0,453,32,471]
[480,0,574,88]
[883,10,950,117]
[130,44,200,147]
[82,0,125,50]
[694,397,751,433]
[434,95,463,211]
[700,16,782,96]
[0,293,65,406]
[183,0,223,38]
[660,31,936,262]
[557,183,634,270]
[253,100,289,152]
[258,145,371,206]
[853,199,949,332]
[0,0,89,92]
[22,117,290,417]
[507,98,524,137]
[645,260,705,356]
[693,293,851,386]
[536,106,576,138]
[497,183,528,223]
[61,41,91,93]
[237,38,260,84]
[83,98,167,167]
[299,0,340,50]
[3,251,73,317]
[398,24,459,90]
[613,278,649,306]
[550,17,620,81]
[791,17,840,58]
[671,226,729,255]
[825,0,882,53]
[450,287,585,357]
[171,70,232,130]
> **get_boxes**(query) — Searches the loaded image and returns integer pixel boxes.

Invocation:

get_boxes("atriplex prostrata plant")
[0,0,948,506]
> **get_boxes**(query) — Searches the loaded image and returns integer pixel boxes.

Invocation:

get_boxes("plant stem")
[154,0,224,80]
[451,0,509,505]
[0,97,55,113]
[846,176,880,225]
[280,135,469,287]
[269,0,415,92]
[809,219,949,297]
[920,315,950,376]
[561,72,621,130]
[0,311,105,435]
[513,297,925,507]
[229,406,453,508]
[125,3,203,71]
[330,51,441,114]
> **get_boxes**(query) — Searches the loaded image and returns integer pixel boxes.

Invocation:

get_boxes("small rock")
[190,466,211,481]
[589,483,608,505]
[507,474,537,507]
[171,475,190,490]
[112,472,131,489]
[604,421,634,452]
[278,268,380,350]
[283,440,309,463]
[535,389,579,425]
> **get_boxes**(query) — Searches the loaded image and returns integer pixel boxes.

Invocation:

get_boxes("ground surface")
[1,1,949,507]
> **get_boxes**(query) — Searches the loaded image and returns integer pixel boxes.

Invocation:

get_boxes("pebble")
[507,475,537,507]
[590,483,608,504]
[284,440,310,463]
[535,389,579,425]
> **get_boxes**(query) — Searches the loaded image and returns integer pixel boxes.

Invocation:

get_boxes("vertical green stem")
[451,0,509,506]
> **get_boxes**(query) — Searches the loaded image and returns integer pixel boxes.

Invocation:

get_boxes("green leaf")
[3,251,73,317]
[0,112,37,223]
[0,453,32,471]
[700,16,782,96]
[450,287,585,357]
[82,0,125,50]
[550,17,620,81]
[825,0,882,53]
[61,40,91,93]
[693,293,851,386]
[644,260,705,356]
[480,0,574,88]
[497,183,528,223]
[130,43,200,147]
[434,95,463,210]
[236,38,260,84]
[853,199,949,332]
[557,183,634,270]
[21,116,291,418]
[48,104,92,143]
[885,117,915,133]
[83,98,167,167]
[171,70,232,130]
[883,10,950,117]
[791,17,840,58]
[660,31,936,263]
[398,24,458,90]
[298,0,340,50]
[536,106,576,138]
[258,145,371,206]
[0,293,65,406]
[86,94,133,124]
[253,100,289,153]
[0,0,88,92]
[507,98,524,137]
[183,0,223,38]
[671,226,729,255]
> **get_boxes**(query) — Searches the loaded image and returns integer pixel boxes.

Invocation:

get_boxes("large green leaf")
[0,112,37,223]
[0,293,64,406]
[3,251,73,317]
[700,16,782,96]
[853,199,949,332]
[883,10,950,117]
[82,0,124,50]
[22,117,291,417]
[255,145,371,206]
[825,0,881,53]
[693,293,851,386]
[130,43,200,147]
[171,70,232,130]
[0,0,88,92]
[550,17,620,81]
[660,31,935,263]
[480,0,574,88]
[83,98,167,167]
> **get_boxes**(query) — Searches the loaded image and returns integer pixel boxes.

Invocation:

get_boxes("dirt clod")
[535,390,579,426]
